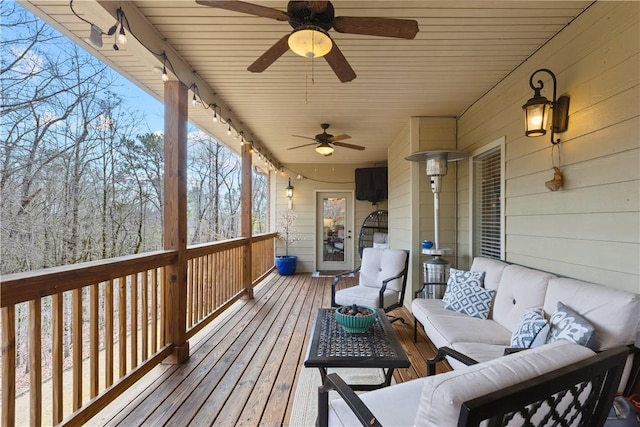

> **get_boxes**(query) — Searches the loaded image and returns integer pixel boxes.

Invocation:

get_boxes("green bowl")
[335,306,377,333]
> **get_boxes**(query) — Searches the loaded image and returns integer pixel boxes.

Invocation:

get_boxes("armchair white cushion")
[333,248,409,311]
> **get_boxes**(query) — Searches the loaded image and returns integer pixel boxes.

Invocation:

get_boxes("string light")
[117,25,127,45]
[69,3,280,169]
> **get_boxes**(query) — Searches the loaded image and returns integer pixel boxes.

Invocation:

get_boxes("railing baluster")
[52,293,63,424]
[29,299,42,427]
[131,273,138,369]
[151,269,158,352]
[141,272,148,361]
[72,288,82,411]
[90,284,99,398]
[160,267,166,347]
[198,256,204,321]
[119,276,127,378]
[105,279,114,387]
[2,305,16,427]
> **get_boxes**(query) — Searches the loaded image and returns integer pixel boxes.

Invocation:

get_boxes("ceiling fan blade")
[333,141,365,151]
[288,143,318,150]
[328,134,351,142]
[333,16,419,39]
[323,42,356,83]
[247,34,290,73]
[291,134,317,141]
[195,0,288,21]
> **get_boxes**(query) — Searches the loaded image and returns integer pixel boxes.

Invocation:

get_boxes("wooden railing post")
[1,306,15,427]
[163,79,189,363]
[241,143,253,299]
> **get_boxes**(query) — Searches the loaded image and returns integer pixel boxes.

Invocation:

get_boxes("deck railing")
[0,233,276,427]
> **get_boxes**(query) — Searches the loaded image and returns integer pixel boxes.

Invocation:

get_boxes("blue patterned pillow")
[442,268,486,305]
[444,283,495,320]
[547,302,600,351]
[510,308,550,348]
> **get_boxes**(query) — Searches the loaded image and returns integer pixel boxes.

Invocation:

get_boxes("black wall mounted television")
[355,167,388,204]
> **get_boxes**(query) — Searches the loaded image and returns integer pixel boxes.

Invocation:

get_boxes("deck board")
[92,272,445,426]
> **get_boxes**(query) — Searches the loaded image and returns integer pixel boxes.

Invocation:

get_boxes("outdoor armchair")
[331,248,409,323]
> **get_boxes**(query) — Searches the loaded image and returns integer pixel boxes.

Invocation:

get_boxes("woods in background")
[1,3,268,275]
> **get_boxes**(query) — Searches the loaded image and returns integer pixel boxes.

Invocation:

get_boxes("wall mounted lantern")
[285,178,294,209]
[522,68,570,145]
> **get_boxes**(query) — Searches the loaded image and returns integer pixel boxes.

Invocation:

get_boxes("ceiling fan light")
[315,142,334,156]
[288,27,332,58]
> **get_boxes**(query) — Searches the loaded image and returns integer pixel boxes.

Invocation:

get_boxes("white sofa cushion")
[448,342,507,368]
[419,312,511,349]
[328,374,425,427]
[470,256,509,291]
[492,264,555,332]
[543,277,640,350]
[359,248,407,293]
[334,286,398,309]
[414,341,595,426]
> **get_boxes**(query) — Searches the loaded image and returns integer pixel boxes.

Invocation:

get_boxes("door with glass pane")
[316,192,353,271]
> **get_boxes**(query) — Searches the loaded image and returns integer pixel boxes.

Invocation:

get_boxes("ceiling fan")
[288,123,365,156]
[195,1,419,82]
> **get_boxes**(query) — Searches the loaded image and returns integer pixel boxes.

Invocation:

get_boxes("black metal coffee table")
[304,308,410,391]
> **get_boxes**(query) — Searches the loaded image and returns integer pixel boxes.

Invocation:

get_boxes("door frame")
[314,190,355,272]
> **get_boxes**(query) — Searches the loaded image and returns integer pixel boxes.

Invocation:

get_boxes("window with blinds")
[472,146,502,259]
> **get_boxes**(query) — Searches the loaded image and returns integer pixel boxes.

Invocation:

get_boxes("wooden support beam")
[163,80,189,363]
[241,143,253,299]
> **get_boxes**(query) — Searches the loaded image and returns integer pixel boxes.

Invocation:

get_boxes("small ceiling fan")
[288,123,365,156]
[195,1,419,82]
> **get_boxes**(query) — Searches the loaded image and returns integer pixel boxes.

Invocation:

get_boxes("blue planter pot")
[275,255,297,275]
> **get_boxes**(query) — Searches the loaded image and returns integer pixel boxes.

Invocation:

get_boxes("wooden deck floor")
[91,272,445,426]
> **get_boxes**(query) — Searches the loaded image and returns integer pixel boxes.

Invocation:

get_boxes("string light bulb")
[162,65,169,82]
[117,25,127,45]
[192,93,197,106]
[227,125,232,136]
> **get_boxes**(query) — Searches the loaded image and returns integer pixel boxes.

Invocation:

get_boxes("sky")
[13,2,167,134]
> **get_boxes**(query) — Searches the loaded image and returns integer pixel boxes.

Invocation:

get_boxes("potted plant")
[275,209,302,275]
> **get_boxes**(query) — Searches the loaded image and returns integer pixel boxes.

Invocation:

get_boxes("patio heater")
[406,149,469,298]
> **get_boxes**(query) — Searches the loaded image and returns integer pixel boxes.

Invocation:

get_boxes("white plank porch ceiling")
[21,0,593,168]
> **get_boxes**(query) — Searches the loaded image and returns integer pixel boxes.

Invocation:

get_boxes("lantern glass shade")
[315,143,334,156]
[523,95,552,137]
[288,28,332,58]
[285,179,294,199]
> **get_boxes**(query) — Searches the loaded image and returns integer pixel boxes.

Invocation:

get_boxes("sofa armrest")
[427,346,478,376]
[318,373,382,427]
